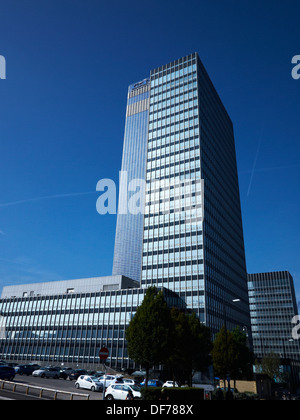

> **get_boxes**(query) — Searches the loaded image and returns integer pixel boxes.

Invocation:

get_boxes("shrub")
[141,387,204,401]
[234,392,259,400]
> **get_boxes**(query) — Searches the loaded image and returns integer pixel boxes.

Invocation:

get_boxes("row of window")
[149,100,198,125]
[146,165,201,183]
[149,105,198,123]
[147,128,200,150]
[0,344,128,361]
[1,311,136,329]
[150,63,197,86]
[3,327,127,341]
[151,80,197,102]
[142,232,203,251]
[146,155,200,175]
[147,144,200,164]
[0,293,146,316]
[142,265,205,281]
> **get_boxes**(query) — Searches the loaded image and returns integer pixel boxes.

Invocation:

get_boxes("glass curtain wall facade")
[248,271,300,361]
[0,287,185,369]
[112,79,150,283]
[141,53,251,335]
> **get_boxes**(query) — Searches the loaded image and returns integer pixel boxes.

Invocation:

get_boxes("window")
[66,288,74,294]
[103,284,119,291]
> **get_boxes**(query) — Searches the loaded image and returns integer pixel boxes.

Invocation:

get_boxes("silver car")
[33,367,60,379]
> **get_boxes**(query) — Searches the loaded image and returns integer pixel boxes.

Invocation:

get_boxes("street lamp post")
[222,298,241,392]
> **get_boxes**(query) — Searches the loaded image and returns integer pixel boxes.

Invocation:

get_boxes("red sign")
[99,347,109,361]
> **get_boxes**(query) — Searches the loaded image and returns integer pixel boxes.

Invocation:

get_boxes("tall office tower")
[248,271,300,361]
[112,79,150,282]
[142,53,250,335]
[114,53,251,335]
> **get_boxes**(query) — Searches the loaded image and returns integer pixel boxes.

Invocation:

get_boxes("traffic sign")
[99,347,109,361]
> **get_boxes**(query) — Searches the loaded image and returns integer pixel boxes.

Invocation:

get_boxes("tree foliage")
[126,287,212,386]
[211,326,253,385]
[259,353,281,381]
[125,287,172,384]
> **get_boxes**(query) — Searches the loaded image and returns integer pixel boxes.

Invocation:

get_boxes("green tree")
[125,287,172,386]
[188,312,212,374]
[231,327,254,385]
[211,326,235,388]
[259,353,281,382]
[212,326,254,390]
[167,308,212,385]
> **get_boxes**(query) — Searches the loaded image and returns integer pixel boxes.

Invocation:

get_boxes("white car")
[163,381,180,388]
[75,375,104,392]
[98,374,123,387]
[122,378,140,386]
[105,384,141,400]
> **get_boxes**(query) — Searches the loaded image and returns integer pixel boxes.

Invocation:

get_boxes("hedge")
[141,387,204,401]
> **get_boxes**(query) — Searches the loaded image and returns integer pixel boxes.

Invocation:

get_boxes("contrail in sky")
[0,191,97,208]
[247,127,264,197]
[240,164,300,175]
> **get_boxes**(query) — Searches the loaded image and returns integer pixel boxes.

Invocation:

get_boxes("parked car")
[59,370,69,380]
[35,367,61,379]
[32,367,48,377]
[105,384,142,400]
[132,370,146,378]
[92,371,105,379]
[15,364,39,376]
[59,367,72,379]
[163,381,180,388]
[29,364,41,370]
[75,375,104,392]
[0,365,16,381]
[87,370,96,376]
[68,369,88,381]
[122,378,141,386]
[98,374,122,388]
[140,379,163,387]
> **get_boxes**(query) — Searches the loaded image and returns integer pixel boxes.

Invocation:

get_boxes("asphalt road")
[0,375,104,400]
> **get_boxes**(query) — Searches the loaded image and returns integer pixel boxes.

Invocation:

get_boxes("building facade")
[248,271,300,361]
[112,79,151,283]
[138,53,250,334]
[0,277,185,369]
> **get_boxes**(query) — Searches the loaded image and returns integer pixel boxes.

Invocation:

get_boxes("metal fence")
[0,379,90,400]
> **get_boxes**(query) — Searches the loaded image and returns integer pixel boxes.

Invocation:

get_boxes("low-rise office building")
[248,271,300,360]
[248,271,300,388]
[0,276,185,370]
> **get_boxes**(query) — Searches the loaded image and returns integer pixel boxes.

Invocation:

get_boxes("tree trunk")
[145,364,150,389]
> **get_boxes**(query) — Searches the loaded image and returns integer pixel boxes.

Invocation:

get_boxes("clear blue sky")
[0,0,299,300]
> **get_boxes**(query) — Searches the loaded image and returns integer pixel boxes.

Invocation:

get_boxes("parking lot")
[2,375,105,400]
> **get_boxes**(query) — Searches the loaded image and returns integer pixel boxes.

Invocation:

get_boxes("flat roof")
[0,275,139,299]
